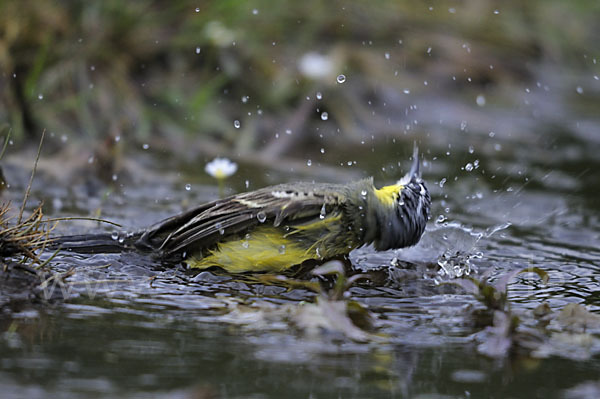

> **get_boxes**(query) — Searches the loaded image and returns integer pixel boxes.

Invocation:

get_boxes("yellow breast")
[186,213,349,273]
[185,226,320,273]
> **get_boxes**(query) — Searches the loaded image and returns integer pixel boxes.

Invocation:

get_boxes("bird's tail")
[48,231,144,254]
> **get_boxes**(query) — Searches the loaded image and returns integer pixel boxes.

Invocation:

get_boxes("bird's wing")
[136,183,345,256]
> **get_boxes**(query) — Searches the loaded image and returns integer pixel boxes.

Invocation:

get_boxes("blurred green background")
[1,0,598,169]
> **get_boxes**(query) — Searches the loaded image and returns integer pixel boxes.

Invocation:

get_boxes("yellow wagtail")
[55,147,431,273]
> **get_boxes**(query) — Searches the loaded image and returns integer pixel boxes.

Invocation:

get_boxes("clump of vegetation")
[0,131,56,270]
[0,202,56,267]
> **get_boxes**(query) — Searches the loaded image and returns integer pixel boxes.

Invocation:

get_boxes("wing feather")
[136,183,347,256]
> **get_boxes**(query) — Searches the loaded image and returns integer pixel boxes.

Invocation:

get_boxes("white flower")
[298,52,334,80]
[204,21,235,47]
[205,157,238,179]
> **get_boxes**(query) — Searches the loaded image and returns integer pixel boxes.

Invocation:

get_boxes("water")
[1,128,598,398]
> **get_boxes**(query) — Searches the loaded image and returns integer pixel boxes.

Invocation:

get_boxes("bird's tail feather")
[49,232,143,254]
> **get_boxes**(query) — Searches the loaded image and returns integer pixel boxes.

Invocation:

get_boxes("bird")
[53,146,431,273]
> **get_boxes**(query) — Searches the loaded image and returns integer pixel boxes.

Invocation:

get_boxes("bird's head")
[371,145,431,250]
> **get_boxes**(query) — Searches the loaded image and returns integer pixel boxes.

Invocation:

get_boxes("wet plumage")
[53,149,431,273]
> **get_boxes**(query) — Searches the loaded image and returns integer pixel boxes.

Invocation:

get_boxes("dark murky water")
[2,78,600,398]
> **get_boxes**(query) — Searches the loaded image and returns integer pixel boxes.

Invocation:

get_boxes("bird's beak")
[397,143,422,186]
[409,143,420,180]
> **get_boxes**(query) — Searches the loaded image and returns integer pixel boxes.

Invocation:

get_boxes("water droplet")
[111,231,119,240]
[493,9,500,14]
[460,121,467,131]
[195,7,200,12]
[252,8,258,15]
[88,156,95,164]
[233,120,241,128]
[436,215,447,224]
[195,47,201,54]
[285,129,292,135]
[38,94,44,100]
[403,89,410,94]
[468,145,474,154]
[241,96,249,103]
[185,183,191,191]
[307,159,312,166]
[242,240,249,249]
[439,178,447,188]
[320,112,328,121]
[278,245,286,254]
[215,222,225,235]
[319,203,326,219]
[336,74,346,84]
[142,143,150,150]
[384,52,390,60]
[112,174,118,181]
[465,163,473,171]
[245,180,250,188]
[316,92,322,100]
[360,189,368,197]
[476,94,486,106]
[320,148,325,154]
[257,211,267,223]
[489,131,496,138]
[576,86,584,94]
